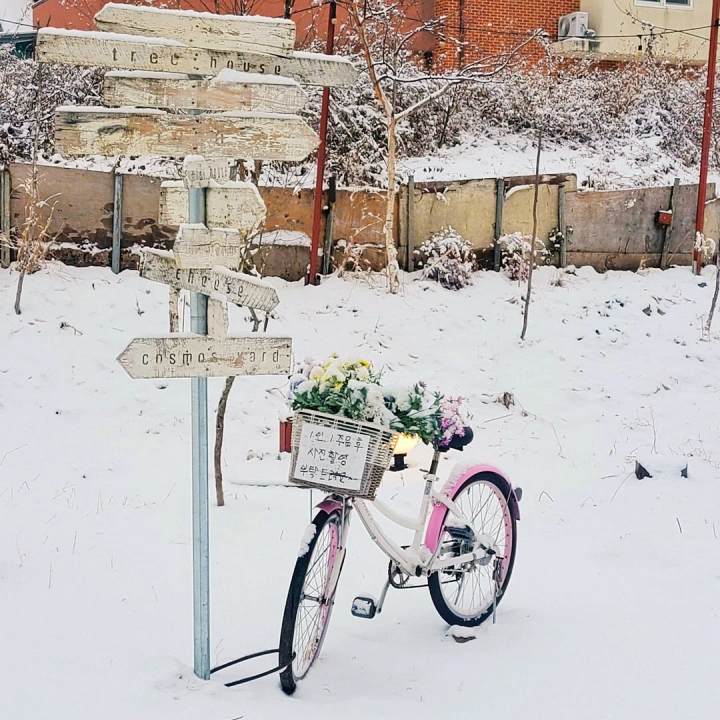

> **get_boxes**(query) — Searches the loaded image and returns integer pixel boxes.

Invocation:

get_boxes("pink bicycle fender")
[316,496,343,514]
[424,464,520,553]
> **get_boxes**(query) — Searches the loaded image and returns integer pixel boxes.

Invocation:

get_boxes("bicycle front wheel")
[428,472,517,627]
[279,508,344,695]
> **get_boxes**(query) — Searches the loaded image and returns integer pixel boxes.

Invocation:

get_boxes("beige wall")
[581,0,712,63]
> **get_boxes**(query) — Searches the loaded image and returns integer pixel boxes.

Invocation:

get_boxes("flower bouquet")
[288,354,467,449]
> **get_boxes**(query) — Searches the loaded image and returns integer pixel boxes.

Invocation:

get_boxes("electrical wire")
[0,5,715,43]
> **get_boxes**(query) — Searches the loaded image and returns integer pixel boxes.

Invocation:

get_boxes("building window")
[635,0,692,7]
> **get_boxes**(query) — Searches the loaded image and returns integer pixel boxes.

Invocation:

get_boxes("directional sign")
[36,28,357,87]
[173,224,242,269]
[103,70,308,114]
[159,180,266,231]
[116,334,293,379]
[182,157,232,188]
[95,3,296,55]
[54,106,319,161]
[140,250,279,313]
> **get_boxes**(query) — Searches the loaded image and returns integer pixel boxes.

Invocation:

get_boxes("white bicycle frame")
[352,450,493,579]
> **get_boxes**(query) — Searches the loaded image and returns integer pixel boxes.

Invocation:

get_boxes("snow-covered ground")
[1,263,719,719]
[401,127,720,191]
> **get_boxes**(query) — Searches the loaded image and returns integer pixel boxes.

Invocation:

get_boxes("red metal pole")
[694,0,720,275]
[306,0,337,286]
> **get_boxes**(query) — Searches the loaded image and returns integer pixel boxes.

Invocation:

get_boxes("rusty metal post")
[306,0,337,285]
[694,0,720,275]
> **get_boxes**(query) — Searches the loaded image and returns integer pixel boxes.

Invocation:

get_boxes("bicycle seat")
[436,426,474,452]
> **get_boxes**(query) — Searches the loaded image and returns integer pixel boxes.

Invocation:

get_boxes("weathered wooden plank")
[159,180,266,230]
[207,298,229,338]
[36,28,357,87]
[173,223,243,269]
[117,334,292,379]
[95,3,295,56]
[169,285,181,332]
[182,156,232,188]
[54,106,319,161]
[140,250,278,312]
[103,70,308,113]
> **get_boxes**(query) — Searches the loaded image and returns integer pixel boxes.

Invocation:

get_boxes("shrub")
[498,232,549,281]
[414,227,476,290]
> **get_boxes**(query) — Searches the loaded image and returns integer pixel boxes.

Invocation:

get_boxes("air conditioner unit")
[558,12,590,40]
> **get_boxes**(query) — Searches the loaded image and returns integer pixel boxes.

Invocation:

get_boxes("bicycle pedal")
[351,596,377,619]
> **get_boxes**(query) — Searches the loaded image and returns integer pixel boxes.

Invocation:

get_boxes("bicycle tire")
[428,471,517,627]
[279,508,345,695]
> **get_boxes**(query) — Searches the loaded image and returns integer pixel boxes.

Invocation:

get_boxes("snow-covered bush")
[0,48,102,167]
[414,227,476,290]
[498,232,549,282]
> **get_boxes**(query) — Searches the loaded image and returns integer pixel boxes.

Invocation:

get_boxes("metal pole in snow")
[188,181,210,680]
[694,0,720,275]
[306,0,337,285]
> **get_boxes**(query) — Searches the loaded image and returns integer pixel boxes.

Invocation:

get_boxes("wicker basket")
[289,409,396,500]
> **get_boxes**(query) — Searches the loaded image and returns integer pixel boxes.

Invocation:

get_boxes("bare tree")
[707,249,720,331]
[14,65,56,315]
[520,126,543,341]
[343,0,540,293]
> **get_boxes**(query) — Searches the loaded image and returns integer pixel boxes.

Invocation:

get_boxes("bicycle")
[278,410,522,695]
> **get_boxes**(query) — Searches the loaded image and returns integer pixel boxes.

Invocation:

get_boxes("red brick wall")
[434,0,580,70]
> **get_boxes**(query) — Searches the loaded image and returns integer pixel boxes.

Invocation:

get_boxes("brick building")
[434,0,579,69]
[31,0,578,69]
[31,1,713,70]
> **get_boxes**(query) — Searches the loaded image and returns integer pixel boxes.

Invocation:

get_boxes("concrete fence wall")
[4,162,719,279]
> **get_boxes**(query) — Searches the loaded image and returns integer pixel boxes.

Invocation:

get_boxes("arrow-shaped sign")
[117,334,292,379]
[103,70,308,114]
[36,28,357,87]
[173,224,243,269]
[54,106,319,161]
[95,3,296,55]
[140,250,279,312]
[159,180,266,230]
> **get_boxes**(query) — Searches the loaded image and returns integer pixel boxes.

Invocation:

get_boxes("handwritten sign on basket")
[293,423,370,492]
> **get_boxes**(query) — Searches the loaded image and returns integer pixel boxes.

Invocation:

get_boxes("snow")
[401,126,720,191]
[1,263,720,719]
[57,105,165,115]
[38,27,184,46]
[210,69,299,87]
[447,625,477,641]
[37,155,181,179]
[99,3,293,26]
[297,523,317,558]
[256,230,312,247]
[105,70,190,81]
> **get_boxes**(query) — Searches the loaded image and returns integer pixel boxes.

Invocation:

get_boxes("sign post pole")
[188,182,211,681]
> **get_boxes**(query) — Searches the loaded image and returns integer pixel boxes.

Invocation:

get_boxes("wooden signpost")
[173,225,242,270]
[95,3,296,55]
[117,334,292,379]
[103,70,308,113]
[140,250,279,312]
[182,157,232,187]
[36,27,357,87]
[54,106,319,160]
[159,180,266,230]
[36,3,350,684]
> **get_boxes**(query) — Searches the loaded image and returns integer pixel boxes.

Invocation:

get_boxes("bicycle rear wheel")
[279,508,344,695]
[428,472,517,627]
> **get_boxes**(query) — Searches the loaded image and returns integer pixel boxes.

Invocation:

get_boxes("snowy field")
[401,127,720,191]
[1,263,719,719]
